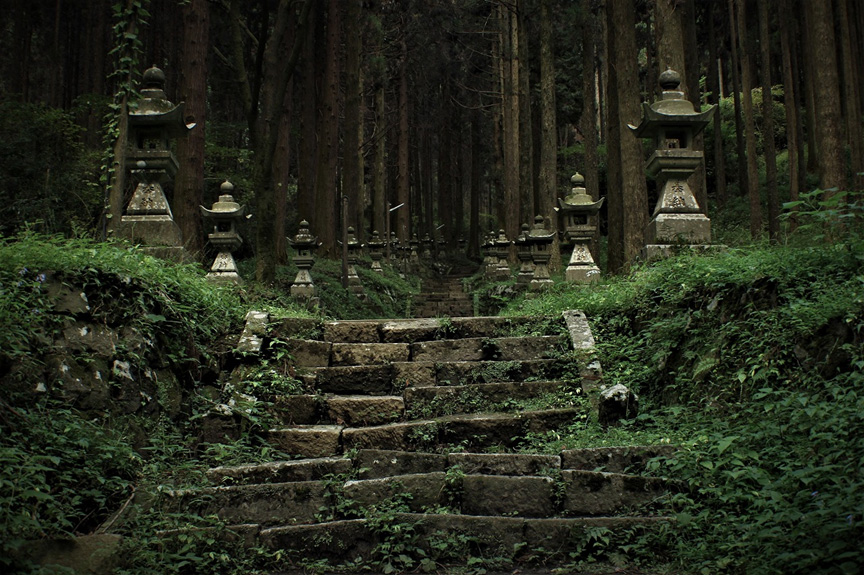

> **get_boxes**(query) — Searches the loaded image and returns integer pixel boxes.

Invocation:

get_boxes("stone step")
[276,316,560,344]
[270,394,404,426]
[411,335,566,362]
[403,380,573,418]
[168,468,670,527]
[205,447,675,485]
[206,456,352,486]
[341,408,582,452]
[258,514,672,563]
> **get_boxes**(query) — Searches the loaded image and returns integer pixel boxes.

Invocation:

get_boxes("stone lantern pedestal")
[557,173,604,283]
[200,181,244,283]
[289,220,318,300]
[631,69,718,260]
[118,66,193,262]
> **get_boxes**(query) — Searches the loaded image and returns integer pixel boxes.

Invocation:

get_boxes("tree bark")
[734,0,762,238]
[174,0,209,259]
[707,4,727,206]
[372,82,387,239]
[500,1,521,241]
[343,0,364,239]
[805,0,847,194]
[837,0,863,190]
[759,0,779,241]
[538,0,557,231]
[313,0,341,258]
[397,32,410,240]
[726,0,747,199]
[780,0,800,232]
[606,0,648,272]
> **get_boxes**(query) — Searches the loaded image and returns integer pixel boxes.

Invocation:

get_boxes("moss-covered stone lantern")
[631,69,716,259]
[368,230,385,274]
[515,223,534,286]
[526,215,555,290]
[119,65,194,261]
[557,172,603,283]
[288,220,318,300]
[345,226,365,297]
[200,181,245,283]
[492,229,512,280]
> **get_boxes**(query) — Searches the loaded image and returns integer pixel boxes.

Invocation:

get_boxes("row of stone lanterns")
[121,66,714,292]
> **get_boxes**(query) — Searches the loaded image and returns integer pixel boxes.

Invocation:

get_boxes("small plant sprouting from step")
[407,422,440,451]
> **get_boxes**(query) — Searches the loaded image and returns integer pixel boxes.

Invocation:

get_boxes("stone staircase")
[158,312,678,570]
[411,270,475,318]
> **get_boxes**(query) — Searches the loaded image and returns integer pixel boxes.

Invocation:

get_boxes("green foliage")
[0,232,244,370]
[0,102,102,236]
[0,400,141,571]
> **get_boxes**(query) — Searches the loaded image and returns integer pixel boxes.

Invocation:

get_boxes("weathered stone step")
[403,380,573,418]
[341,408,582,452]
[561,445,678,474]
[206,456,352,486]
[258,514,672,563]
[276,316,561,344]
[411,335,565,362]
[162,481,328,527]
[271,394,404,426]
[342,469,670,518]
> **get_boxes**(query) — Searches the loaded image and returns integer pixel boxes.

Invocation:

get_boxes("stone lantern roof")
[129,66,194,137]
[200,182,245,219]
[558,172,604,211]
[630,69,715,140]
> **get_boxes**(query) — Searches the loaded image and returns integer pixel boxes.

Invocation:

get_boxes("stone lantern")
[557,172,604,283]
[631,69,716,259]
[389,232,400,265]
[345,226,365,297]
[119,65,194,260]
[288,220,318,300]
[200,181,245,283]
[368,230,385,274]
[421,234,434,260]
[526,215,555,290]
[515,223,534,286]
[493,229,512,280]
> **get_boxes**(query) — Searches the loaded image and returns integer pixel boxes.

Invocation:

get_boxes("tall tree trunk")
[397,32,410,240]
[734,0,762,238]
[707,4,727,206]
[272,75,294,265]
[174,0,209,259]
[297,1,320,226]
[606,0,648,272]
[726,0,747,199]
[780,0,800,232]
[438,80,453,246]
[372,82,387,238]
[837,0,864,190]
[805,0,847,195]
[517,0,533,236]
[759,0,779,241]
[500,1,521,241]
[581,0,600,259]
[469,108,481,258]
[538,0,556,231]
[801,15,820,174]
[313,0,341,258]
[343,0,364,239]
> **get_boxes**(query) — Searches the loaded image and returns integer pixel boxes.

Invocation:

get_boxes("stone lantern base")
[117,216,190,263]
[206,252,242,284]
[646,212,712,245]
[565,243,601,284]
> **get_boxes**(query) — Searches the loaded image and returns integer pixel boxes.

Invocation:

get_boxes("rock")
[598,384,638,426]
[18,534,124,575]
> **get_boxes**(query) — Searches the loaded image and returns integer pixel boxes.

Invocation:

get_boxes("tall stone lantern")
[526,215,555,290]
[288,220,318,300]
[631,69,716,259]
[367,230,386,274]
[493,229,512,281]
[200,181,245,283]
[558,172,604,283]
[118,65,194,260]
[345,227,365,297]
[515,223,534,286]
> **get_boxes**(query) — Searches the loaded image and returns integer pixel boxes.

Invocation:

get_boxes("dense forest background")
[1,0,862,282]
